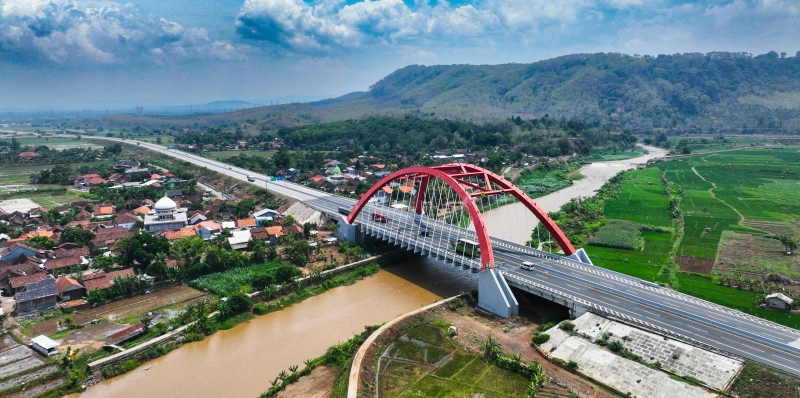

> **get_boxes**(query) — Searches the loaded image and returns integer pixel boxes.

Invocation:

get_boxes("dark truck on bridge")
[338,206,353,215]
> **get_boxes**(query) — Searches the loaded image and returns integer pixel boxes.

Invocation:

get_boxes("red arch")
[346,164,576,267]
[347,166,495,268]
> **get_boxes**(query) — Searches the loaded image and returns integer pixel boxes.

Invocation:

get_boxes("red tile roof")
[96,205,115,215]
[114,213,140,225]
[158,227,196,241]
[81,269,135,291]
[18,152,40,158]
[236,218,256,228]
[56,276,84,293]
[9,272,50,289]
[45,256,83,271]
[265,226,284,237]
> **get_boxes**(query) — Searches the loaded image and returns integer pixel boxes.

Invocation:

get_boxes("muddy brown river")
[74,146,665,398]
[73,259,476,398]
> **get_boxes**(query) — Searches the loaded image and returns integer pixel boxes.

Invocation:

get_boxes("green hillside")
[86,51,800,132]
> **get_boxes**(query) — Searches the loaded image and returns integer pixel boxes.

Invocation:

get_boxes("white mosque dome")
[154,196,177,211]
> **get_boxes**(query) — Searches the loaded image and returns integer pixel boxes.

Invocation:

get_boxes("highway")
[84,135,800,376]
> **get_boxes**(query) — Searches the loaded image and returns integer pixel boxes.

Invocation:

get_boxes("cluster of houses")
[175,137,285,152]
[74,159,184,190]
[0,188,315,315]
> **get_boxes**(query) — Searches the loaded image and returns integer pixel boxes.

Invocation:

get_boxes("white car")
[521,261,535,271]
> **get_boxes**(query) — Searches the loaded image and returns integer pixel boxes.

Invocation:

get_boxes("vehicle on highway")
[228,166,232,170]
[454,238,480,257]
[413,217,431,236]
[338,206,353,215]
[371,212,388,223]
[247,175,256,182]
[521,261,535,271]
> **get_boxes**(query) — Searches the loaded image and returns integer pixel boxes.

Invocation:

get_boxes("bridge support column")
[334,220,358,243]
[478,269,519,318]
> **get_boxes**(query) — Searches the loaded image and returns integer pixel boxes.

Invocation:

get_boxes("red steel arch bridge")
[63,135,800,378]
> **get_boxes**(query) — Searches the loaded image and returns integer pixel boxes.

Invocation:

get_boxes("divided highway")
[87,136,800,376]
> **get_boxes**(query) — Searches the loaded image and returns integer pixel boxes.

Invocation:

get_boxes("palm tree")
[289,365,298,374]
[278,370,288,381]
[482,336,500,360]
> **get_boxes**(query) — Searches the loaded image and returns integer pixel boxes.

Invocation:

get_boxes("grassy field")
[582,147,800,329]
[13,137,103,150]
[205,150,275,160]
[379,324,530,398]
[589,145,645,161]
[0,162,110,185]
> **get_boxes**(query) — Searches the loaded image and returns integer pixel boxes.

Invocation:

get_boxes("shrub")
[122,359,139,372]
[607,340,624,352]
[558,321,576,332]
[253,304,270,315]
[225,292,253,315]
[532,333,550,345]
[567,360,579,371]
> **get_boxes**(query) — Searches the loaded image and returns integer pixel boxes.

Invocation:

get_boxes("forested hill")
[88,51,800,133]
[358,52,800,132]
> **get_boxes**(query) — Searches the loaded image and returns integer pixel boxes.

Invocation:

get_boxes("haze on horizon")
[1,0,798,110]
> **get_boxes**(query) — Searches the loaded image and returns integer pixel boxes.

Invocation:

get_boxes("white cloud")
[0,0,247,66]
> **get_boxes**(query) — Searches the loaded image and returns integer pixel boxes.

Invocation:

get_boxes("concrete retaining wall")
[346,296,460,398]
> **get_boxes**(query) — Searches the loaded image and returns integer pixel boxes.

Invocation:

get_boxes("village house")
[227,230,252,250]
[92,226,133,249]
[44,256,85,273]
[9,272,50,294]
[0,243,44,264]
[15,278,58,313]
[56,276,85,302]
[114,212,141,230]
[18,152,40,159]
[766,293,793,311]
[236,218,256,229]
[194,220,221,240]
[80,269,136,292]
[156,227,197,242]
[112,160,141,171]
[74,174,108,190]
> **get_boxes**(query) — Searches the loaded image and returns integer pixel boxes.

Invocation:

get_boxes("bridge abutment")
[478,269,519,318]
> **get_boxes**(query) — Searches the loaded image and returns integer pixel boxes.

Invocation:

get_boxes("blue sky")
[1,0,798,110]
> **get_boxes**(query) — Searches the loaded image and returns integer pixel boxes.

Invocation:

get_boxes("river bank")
[477,144,669,244]
[70,256,475,398]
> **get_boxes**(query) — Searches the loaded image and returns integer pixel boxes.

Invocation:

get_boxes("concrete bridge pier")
[478,269,519,318]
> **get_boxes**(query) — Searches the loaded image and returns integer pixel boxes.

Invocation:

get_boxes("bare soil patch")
[676,256,715,274]
[714,231,800,281]
[274,366,336,398]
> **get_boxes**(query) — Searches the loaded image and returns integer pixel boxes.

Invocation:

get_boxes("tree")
[115,234,170,269]
[170,236,208,267]
[303,223,314,239]
[250,239,266,264]
[282,215,295,227]
[59,227,95,247]
[26,236,56,249]
[779,234,799,255]
[92,255,115,272]
[146,253,169,281]
[273,146,292,169]
[236,198,256,218]
[274,264,301,284]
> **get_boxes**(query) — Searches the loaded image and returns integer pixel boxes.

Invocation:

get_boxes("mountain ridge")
[88,51,800,133]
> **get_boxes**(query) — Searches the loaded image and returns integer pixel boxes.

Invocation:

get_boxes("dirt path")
[691,166,744,222]
[275,366,336,398]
